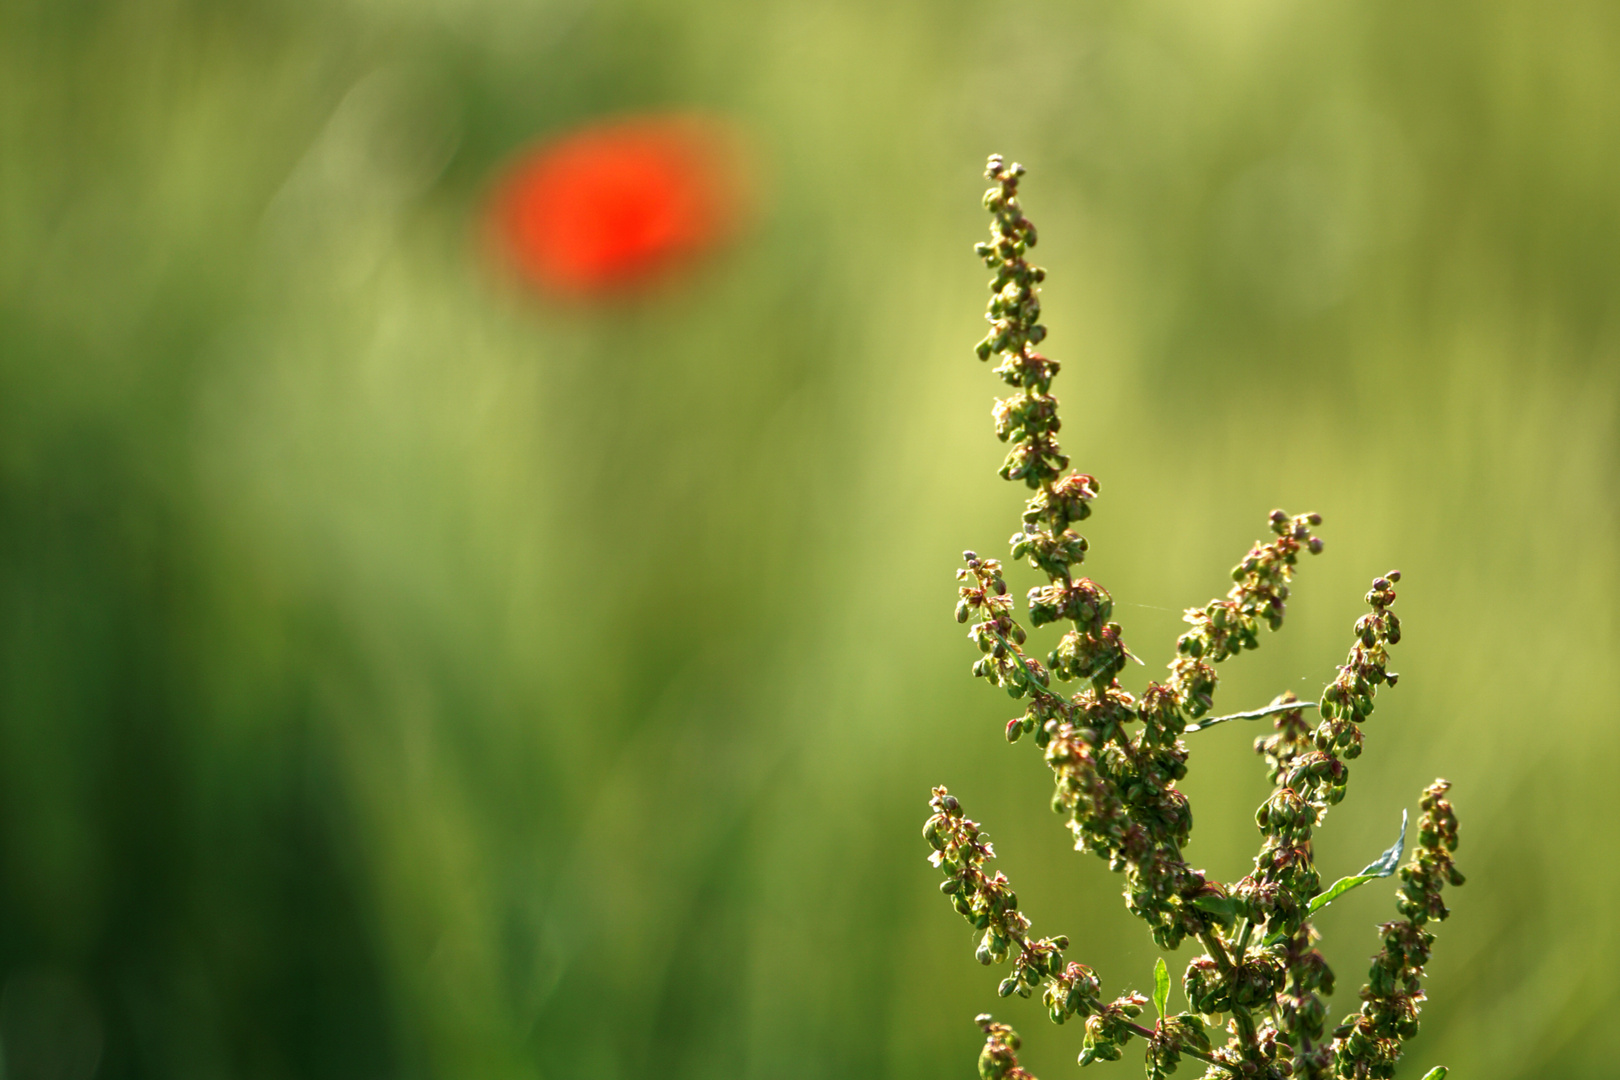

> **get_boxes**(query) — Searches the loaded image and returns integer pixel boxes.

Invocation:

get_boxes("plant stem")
[1198,931,1235,977]
[1125,1022,1238,1075]
[987,629,1075,717]
[1231,1005,1262,1059]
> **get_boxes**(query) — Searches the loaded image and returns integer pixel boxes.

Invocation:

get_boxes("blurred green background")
[2,0,1617,1077]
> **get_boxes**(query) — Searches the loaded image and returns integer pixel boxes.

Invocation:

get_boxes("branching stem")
[1124,1021,1238,1075]
[1199,931,1235,978]
[986,628,1074,717]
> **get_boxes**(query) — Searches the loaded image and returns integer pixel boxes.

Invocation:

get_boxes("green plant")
[924,157,1463,1080]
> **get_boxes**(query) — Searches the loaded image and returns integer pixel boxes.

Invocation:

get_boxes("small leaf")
[1183,698,1318,733]
[1308,810,1408,916]
[1357,808,1408,877]
[1190,895,1238,925]
[1418,1068,1448,1080]
[1152,957,1169,1018]
[1310,873,1378,915]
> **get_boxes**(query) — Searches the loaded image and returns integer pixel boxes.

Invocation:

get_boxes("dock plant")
[924,157,1462,1080]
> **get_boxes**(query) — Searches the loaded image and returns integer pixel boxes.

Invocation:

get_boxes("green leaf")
[1152,957,1170,1018]
[1418,1068,1448,1080]
[1356,808,1409,877]
[1310,874,1385,915]
[1308,810,1408,916]
[1181,698,1317,733]
[1189,895,1238,925]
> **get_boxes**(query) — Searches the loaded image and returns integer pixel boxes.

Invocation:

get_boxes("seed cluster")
[1330,782,1463,1080]
[978,1014,1040,1080]
[925,158,1462,1080]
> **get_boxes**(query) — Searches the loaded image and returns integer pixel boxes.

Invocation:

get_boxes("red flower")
[487,114,748,298]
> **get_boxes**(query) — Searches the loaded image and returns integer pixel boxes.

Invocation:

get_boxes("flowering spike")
[924,158,1460,1080]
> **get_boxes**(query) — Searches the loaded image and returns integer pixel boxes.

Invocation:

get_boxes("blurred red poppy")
[487,114,749,299]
